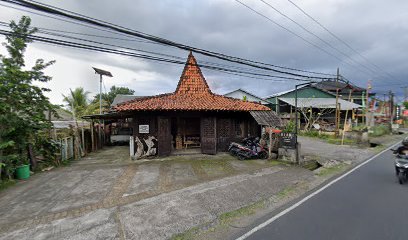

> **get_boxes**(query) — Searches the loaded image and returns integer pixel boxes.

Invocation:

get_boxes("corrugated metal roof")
[278,98,362,110]
[264,85,317,99]
[250,110,282,127]
[52,121,89,129]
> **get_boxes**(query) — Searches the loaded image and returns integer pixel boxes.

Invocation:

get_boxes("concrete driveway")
[0,146,309,240]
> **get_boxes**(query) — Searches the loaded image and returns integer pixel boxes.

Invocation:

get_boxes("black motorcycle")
[228,137,268,160]
[391,149,408,184]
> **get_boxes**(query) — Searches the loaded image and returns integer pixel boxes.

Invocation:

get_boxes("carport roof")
[250,111,282,127]
[279,97,362,110]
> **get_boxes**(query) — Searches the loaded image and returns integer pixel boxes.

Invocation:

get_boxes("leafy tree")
[403,102,408,109]
[92,85,135,112]
[62,87,90,117]
[0,16,55,179]
[297,99,335,131]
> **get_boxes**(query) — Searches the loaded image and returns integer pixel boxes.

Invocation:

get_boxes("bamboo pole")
[91,120,95,152]
[268,127,272,159]
[341,89,353,145]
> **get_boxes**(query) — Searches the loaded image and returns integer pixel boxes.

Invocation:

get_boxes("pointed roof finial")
[174,52,212,95]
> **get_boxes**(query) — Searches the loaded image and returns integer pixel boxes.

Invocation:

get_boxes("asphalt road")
[242,146,408,240]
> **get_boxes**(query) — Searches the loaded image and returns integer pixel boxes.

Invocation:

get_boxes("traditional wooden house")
[113,53,281,156]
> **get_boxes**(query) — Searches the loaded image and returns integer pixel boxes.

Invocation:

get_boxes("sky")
[1,0,407,106]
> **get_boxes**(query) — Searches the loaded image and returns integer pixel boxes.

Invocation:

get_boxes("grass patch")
[170,226,200,240]
[301,130,357,145]
[372,144,386,153]
[300,131,332,140]
[316,164,348,177]
[197,159,235,175]
[276,185,297,199]
[0,179,16,192]
[219,200,266,225]
[267,160,282,166]
[326,138,356,145]
[171,182,303,240]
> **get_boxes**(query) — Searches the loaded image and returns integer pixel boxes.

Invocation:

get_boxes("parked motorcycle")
[391,149,408,184]
[228,137,268,160]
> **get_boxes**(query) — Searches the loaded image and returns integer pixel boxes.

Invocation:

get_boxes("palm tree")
[62,87,90,117]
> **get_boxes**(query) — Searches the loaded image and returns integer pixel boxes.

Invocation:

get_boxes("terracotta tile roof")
[115,52,270,112]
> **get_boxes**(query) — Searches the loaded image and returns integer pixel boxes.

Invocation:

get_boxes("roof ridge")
[115,93,173,106]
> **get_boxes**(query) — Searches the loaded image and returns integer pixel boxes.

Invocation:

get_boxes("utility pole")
[366,80,371,127]
[404,86,408,102]
[389,90,394,125]
[383,94,387,117]
[335,68,340,137]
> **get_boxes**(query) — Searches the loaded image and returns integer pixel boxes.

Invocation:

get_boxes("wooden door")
[157,117,171,156]
[217,118,232,151]
[201,117,217,154]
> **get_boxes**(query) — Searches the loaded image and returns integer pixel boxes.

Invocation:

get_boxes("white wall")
[225,90,269,105]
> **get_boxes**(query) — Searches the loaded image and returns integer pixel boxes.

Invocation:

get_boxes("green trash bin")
[15,164,30,180]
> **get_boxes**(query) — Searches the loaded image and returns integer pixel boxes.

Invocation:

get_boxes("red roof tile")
[115,52,270,112]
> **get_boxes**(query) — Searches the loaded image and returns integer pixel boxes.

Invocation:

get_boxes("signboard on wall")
[139,124,149,134]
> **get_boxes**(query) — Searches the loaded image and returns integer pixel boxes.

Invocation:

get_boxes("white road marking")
[236,141,402,240]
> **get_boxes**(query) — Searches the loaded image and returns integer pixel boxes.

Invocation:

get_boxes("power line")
[0,29,321,83]
[0,20,327,81]
[235,0,381,78]
[0,2,161,45]
[0,0,337,79]
[259,0,380,76]
[286,0,400,82]
[234,0,347,64]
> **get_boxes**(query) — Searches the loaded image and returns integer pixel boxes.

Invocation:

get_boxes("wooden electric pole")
[389,90,394,125]
[335,68,340,137]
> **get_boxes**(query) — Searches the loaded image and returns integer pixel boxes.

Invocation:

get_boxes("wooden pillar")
[268,128,272,159]
[81,127,85,154]
[91,120,95,152]
[64,137,68,159]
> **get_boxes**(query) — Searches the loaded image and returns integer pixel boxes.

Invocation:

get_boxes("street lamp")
[92,67,112,149]
[92,67,113,114]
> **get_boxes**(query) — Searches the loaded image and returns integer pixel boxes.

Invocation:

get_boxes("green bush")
[35,136,62,168]
[370,124,390,137]
[283,121,295,133]
[352,124,368,132]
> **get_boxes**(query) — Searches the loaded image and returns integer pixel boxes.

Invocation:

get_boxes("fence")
[57,126,106,161]
[59,137,74,161]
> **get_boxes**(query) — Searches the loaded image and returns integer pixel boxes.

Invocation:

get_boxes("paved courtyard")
[0,146,310,240]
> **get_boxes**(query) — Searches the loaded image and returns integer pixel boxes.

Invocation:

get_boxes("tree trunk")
[28,143,37,170]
